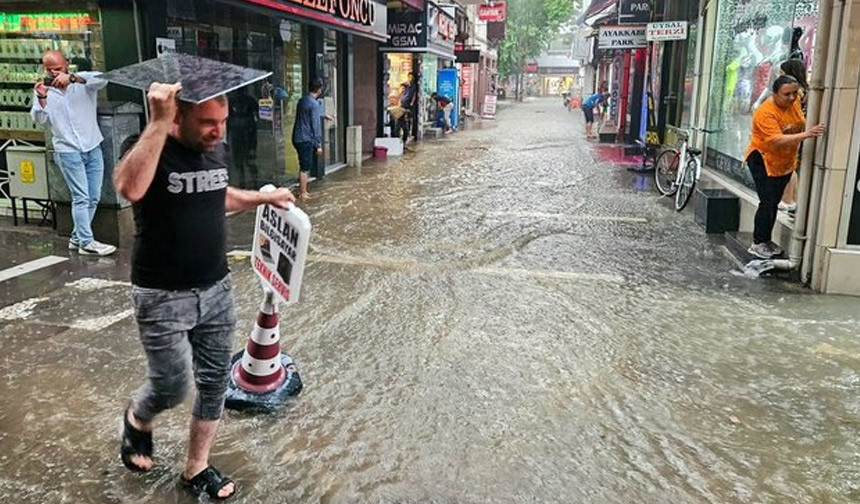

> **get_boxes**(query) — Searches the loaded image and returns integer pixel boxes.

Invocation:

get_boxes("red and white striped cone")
[226,290,303,411]
[232,293,286,393]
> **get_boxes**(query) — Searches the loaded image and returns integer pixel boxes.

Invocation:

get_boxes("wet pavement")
[2,97,860,503]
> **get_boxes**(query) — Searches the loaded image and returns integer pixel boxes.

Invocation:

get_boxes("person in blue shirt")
[581,91,609,139]
[31,50,116,256]
[292,78,323,200]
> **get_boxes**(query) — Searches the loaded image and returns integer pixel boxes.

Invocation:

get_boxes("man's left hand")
[264,187,296,209]
[51,73,72,88]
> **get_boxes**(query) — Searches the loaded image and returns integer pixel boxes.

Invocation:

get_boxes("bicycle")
[653,127,718,211]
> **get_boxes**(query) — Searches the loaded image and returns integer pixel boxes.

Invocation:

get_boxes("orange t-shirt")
[745,97,806,177]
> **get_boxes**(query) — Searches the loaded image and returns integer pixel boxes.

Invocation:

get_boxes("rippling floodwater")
[2,98,860,503]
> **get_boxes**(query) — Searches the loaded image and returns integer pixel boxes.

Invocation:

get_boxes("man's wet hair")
[309,78,324,93]
[178,94,228,114]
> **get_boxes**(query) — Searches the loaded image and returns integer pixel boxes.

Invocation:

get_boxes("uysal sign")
[598,25,647,49]
[646,21,688,41]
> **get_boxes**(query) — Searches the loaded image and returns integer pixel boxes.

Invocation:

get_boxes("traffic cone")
[225,291,302,412]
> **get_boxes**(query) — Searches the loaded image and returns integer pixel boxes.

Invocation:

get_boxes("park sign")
[646,21,688,41]
[598,25,647,49]
[618,0,650,24]
[252,186,312,305]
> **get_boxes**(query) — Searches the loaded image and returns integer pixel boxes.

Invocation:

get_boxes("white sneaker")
[79,240,117,256]
[68,238,79,250]
[767,241,784,256]
[778,202,797,213]
[748,242,775,259]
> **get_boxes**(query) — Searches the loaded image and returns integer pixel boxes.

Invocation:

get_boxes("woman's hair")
[780,59,809,90]
[772,74,799,94]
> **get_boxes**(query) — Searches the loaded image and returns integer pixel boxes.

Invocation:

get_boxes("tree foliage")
[498,0,579,79]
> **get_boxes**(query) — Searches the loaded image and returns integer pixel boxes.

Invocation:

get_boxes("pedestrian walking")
[30,50,116,256]
[581,92,609,139]
[431,92,455,133]
[112,82,295,500]
[745,75,825,259]
[293,78,324,200]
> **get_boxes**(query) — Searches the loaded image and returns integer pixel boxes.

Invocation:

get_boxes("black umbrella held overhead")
[101,52,272,103]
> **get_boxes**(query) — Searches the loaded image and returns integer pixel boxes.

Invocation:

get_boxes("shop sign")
[482,94,497,118]
[455,49,480,63]
[239,0,387,41]
[646,21,687,41]
[258,98,274,121]
[618,0,650,24]
[461,65,472,98]
[437,67,459,128]
[523,61,538,73]
[478,2,506,22]
[252,192,312,305]
[598,25,647,49]
[156,37,176,58]
[538,67,578,75]
[609,54,622,124]
[386,11,425,49]
[383,1,455,58]
[427,2,456,52]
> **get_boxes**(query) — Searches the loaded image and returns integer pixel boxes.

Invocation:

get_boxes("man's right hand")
[315,147,323,155]
[147,82,182,124]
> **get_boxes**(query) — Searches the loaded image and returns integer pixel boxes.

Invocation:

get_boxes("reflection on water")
[2,98,860,503]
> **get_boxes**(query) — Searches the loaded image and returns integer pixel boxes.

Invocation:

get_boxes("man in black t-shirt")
[113,82,294,500]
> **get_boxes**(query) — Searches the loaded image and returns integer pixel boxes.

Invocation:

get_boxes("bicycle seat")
[687,147,702,156]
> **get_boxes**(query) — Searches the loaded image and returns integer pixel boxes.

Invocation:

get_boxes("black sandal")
[180,466,236,500]
[120,406,153,472]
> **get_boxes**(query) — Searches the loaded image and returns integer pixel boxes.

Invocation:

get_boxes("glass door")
[322,29,344,170]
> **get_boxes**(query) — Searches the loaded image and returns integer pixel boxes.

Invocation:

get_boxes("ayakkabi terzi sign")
[598,25,648,49]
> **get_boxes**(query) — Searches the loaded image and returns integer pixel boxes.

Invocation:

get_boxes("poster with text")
[252,192,312,305]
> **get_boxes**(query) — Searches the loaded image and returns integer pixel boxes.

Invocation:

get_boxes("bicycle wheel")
[654,148,679,196]
[674,157,699,211]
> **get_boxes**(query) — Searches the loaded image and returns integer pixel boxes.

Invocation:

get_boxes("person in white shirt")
[31,50,116,256]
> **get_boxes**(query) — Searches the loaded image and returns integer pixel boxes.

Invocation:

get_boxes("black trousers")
[747,150,792,244]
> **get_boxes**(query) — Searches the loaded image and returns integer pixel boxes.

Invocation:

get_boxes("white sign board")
[155,37,175,58]
[252,187,312,305]
[483,94,498,118]
[646,21,688,41]
[598,25,647,49]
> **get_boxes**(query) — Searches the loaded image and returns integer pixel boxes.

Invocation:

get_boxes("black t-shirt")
[120,135,229,289]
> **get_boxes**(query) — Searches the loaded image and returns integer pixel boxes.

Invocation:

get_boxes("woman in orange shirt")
[745,75,825,259]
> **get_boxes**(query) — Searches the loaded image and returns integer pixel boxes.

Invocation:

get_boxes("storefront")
[146,0,387,185]
[0,4,107,214]
[647,0,699,145]
[703,0,818,186]
[380,0,456,138]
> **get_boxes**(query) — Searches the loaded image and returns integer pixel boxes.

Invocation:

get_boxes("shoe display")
[79,240,117,256]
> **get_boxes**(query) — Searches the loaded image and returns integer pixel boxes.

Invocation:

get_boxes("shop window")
[0,4,103,207]
[705,0,818,185]
[165,2,308,188]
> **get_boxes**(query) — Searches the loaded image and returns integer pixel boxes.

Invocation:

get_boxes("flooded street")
[2,97,860,503]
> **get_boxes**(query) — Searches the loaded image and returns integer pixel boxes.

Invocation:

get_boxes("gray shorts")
[131,274,237,421]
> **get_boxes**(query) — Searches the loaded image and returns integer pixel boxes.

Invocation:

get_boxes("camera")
[42,76,55,86]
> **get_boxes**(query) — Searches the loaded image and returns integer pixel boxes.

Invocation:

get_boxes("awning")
[575,0,617,26]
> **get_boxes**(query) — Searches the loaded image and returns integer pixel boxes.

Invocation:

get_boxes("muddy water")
[2,98,860,503]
